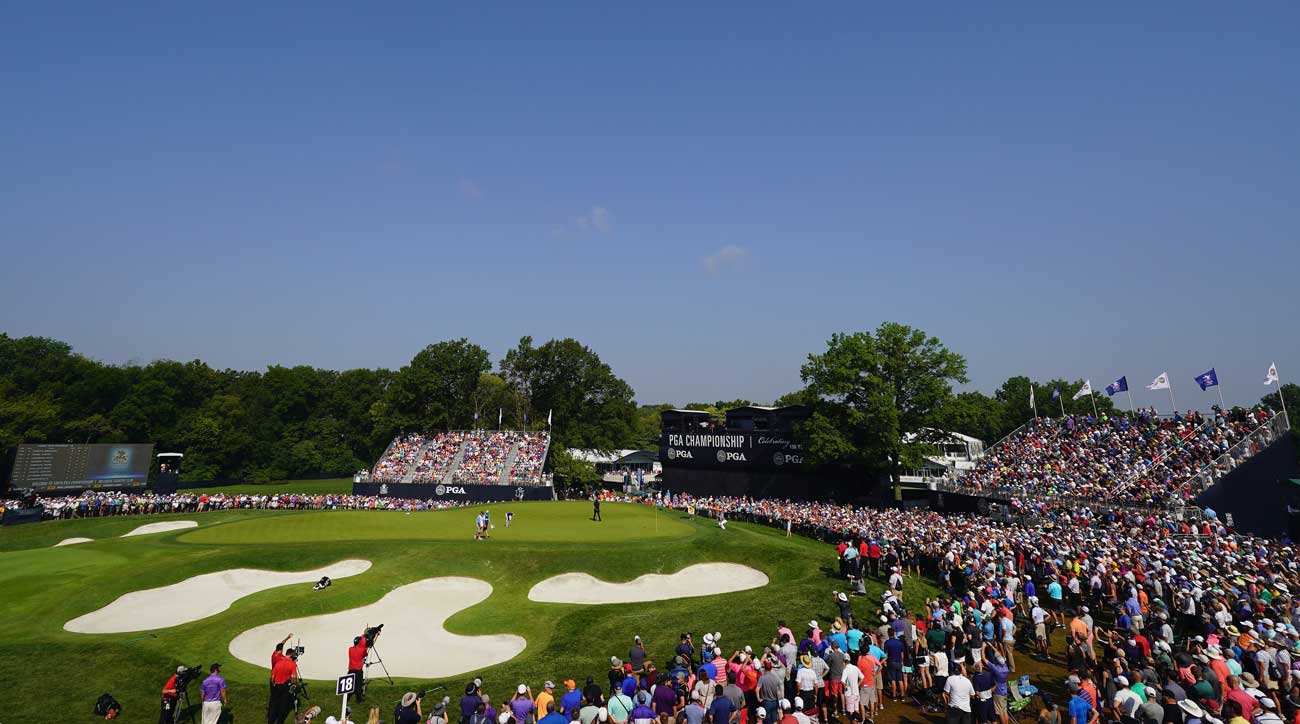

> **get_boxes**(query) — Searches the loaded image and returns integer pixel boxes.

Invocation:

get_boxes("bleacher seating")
[370,434,428,481]
[370,430,550,485]
[951,407,1278,507]
[509,433,550,484]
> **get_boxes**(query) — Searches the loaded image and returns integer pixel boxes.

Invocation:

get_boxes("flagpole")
[1125,388,1135,414]
[1168,381,1177,416]
[1031,384,1038,419]
[1058,391,1066,419]
[1217,386,1226,412]
[1276,366,1289,422]
[1090,390,1099,419]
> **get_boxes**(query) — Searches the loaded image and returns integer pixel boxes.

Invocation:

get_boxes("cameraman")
[160,665,185,724]
[268,647,300,724]
[269,632,293,697]
[348,624,376,702]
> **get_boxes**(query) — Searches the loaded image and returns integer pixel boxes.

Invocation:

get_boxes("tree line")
[4,327,1292,487]
[0,334,637,483]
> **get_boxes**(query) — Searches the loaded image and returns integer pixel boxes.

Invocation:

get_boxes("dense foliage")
[0,334,639,483]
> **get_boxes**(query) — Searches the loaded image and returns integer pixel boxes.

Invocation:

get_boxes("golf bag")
[94,692,122,720]
[314,576,332,590]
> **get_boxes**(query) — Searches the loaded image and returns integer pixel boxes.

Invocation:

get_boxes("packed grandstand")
[368,430,552,485]
[941,406,1287,509]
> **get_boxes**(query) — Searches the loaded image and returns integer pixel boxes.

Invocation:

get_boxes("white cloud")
[458,178,484,201]
[576,206,612,233]
[702,244,749,273]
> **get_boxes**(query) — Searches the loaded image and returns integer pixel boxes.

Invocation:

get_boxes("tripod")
[292,679,312,714]
[173,683,196,724]
[367,644,395,685]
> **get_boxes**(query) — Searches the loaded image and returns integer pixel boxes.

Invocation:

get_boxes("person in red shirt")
[270,632,293,669]
[348,624,377,702]
[268,648,300,724]
[160,665,183,724]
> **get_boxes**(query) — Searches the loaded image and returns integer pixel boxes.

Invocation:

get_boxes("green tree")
[388,339,491,431]
[500,337,638,452]
[799,323,968,500]
[938,391,1005,444]
[634,404,675,449]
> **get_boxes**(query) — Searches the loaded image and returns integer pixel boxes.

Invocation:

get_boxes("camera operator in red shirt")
[348,624,377,702]
[268,647,300,724]
[160,665,184,724]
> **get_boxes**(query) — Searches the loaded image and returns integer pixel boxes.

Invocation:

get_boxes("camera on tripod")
[290,644,306,657]
[364,624,383,646]
[175,665,203,689]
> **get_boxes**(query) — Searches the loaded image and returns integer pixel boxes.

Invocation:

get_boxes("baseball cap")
[518,684,528,694]
[544,681,555,689]
[1115,676,1129,687]
[564,680,576,688]
[177,665,187,674]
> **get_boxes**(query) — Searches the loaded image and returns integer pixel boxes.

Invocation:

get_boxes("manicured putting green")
[179,500,692,544]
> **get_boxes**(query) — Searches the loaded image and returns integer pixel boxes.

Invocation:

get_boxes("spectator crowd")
[369,431,551,486]
[949,407,1280,507]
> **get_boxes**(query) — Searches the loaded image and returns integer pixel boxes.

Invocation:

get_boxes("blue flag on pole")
[1051,384,1060,400]
[1195,368,1219,390]
[1105,376,1129,396]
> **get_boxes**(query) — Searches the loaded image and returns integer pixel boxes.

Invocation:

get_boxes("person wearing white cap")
[1112,676,1140,722]
[1255,697,1283,724]
[324,705,354,724]
[791,697,812,724]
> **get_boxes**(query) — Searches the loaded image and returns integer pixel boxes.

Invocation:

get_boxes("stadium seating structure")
[949,407,1279,507]
[370,430,551,485]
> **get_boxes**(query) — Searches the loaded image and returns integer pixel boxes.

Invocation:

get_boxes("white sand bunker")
[55,537,94,547]
[230,577,525,680]
[121,520,198,537]
[528,563,769,604]
[65,559,372,634]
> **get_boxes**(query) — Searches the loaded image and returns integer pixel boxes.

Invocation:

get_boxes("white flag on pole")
[1073,380,1092,400]
[1146,372,1171,391]
[1266,363,1280,386]
[547,408,552,427]
[1029,384,1035,411]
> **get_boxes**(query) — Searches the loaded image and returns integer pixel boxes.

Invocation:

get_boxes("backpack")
[95,692,121,720]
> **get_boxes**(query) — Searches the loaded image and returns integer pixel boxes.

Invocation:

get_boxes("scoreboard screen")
[10,443,155,492]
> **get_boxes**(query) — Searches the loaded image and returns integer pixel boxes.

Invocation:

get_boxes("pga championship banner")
[659,432,805,471]
[352,481,554,502]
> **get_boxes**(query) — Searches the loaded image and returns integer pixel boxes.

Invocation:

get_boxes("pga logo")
[435,484,468,496]
[772,453,803,466]
[666,448,693,460]
[715,450,747,463]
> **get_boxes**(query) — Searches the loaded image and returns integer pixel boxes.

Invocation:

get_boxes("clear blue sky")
[2,2,1296,410]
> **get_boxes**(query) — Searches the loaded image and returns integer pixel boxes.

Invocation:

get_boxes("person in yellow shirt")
[535,681,556,719]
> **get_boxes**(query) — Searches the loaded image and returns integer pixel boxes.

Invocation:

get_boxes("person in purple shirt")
[652,677,680,716]
[511,685,537,724]
[630,691,656,724]
[463,681,484,724]
[199,663,226,724]
[706,685,735,724]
